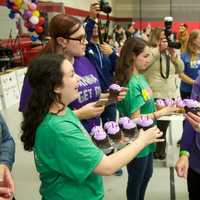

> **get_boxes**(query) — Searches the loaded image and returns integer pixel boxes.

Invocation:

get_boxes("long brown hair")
[186,29,200,60]
[42,14,82,54]
[114,37,147,85]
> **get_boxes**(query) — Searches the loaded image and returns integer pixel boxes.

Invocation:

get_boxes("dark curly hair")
[114,37,147,85]
[21,54,65,151]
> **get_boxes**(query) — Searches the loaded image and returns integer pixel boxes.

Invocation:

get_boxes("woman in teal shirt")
[115,38,176,200]
[20,54,163,200]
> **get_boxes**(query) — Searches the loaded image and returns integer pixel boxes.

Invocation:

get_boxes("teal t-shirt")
[34,107,104,200]
[117,74,156,157]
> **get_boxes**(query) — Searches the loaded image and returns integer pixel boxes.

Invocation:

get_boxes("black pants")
[126,154,153,200]
[154,120,170,156]
[187,168,200,200]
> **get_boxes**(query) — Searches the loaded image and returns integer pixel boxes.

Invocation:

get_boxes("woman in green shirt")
[21,54,163,200]
[115,37,176,200]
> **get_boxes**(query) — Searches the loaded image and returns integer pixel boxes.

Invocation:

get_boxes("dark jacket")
[85,18,118,91]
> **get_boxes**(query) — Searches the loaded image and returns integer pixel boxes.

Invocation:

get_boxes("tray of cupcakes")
[156,98,200,120]
[90,116,155,154]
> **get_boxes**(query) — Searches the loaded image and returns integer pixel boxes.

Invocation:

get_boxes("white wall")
[112,0,134,17]
[0,7,19,39]
[62,0,92,10]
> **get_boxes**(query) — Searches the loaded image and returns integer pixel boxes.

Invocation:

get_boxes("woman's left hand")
[116,87,128,101]
[185,112,200,132]
[101,87,128,102]
[100,42,113,55]
[168,47,177,60]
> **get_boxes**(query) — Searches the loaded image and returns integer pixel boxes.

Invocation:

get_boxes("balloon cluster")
[7,0,45,41]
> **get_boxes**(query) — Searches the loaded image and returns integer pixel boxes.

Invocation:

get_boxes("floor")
[2,104,188,200]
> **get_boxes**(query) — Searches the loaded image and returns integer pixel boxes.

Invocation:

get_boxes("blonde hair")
[186,29,200,60]
[148,27,163,47]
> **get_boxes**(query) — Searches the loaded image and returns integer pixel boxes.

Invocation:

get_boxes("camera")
[100,0,112,14]
[164,16,181,49]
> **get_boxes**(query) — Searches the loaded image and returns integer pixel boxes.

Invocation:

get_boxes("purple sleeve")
[180,120,195,152]
[191,74,200,101]
[19,76,32,112]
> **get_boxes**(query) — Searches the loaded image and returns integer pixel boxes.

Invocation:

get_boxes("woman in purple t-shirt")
[19,14,126,133]
[176,74,200,200]
[19,14,104,133]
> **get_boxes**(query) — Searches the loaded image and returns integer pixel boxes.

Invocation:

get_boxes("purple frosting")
[165,98,174,106]
[104,121,116,130]
[156,99,165,107]
[118,116,130,125]
[176,99,185,108]
[107,122,120,135]
[123,119,137,129]
[109,84,121,91]
[183,99,199,108]
[91,126,107,140]
[137,118,154,127]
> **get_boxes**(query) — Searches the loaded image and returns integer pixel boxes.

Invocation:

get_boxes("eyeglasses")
[66,35,87,43]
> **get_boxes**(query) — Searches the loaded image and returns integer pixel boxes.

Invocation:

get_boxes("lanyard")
[160,52,170,79]
[95,44,103,69]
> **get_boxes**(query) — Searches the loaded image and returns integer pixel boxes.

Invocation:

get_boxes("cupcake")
[91,126,111,149]
[183,99,200,114]
[175,98,185,113]
[122,119,138,139]
[156,99,165,110]
[164,98,174,106]
[118,116,130,129]
[136,117,154,131]
[109,83,121,98]
[104,121,122,143]
[104,121,115,131]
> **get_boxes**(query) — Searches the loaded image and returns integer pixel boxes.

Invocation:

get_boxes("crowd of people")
[1,1,200,200]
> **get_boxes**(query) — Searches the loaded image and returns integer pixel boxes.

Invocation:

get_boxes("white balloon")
[29,16,39,25]
[15,13,21,19]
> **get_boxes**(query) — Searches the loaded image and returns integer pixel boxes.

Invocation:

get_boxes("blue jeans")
[126,153,153,200]
[0,113,15,170]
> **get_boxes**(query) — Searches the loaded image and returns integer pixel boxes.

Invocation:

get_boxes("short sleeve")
[118,79,145,116]
[51,122,103,183]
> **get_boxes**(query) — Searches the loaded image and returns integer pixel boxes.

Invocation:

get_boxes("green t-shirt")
[117,74,156,158]
[34,107,104,200]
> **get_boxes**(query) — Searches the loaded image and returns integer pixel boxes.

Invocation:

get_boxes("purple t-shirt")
[19,76,31,112]
[191,73,200,101]
[19,56,101,133]
[180,74,200,174]
[69,57,101,133]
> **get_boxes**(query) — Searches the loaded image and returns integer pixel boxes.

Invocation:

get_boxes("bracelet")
[179,150,190,157]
